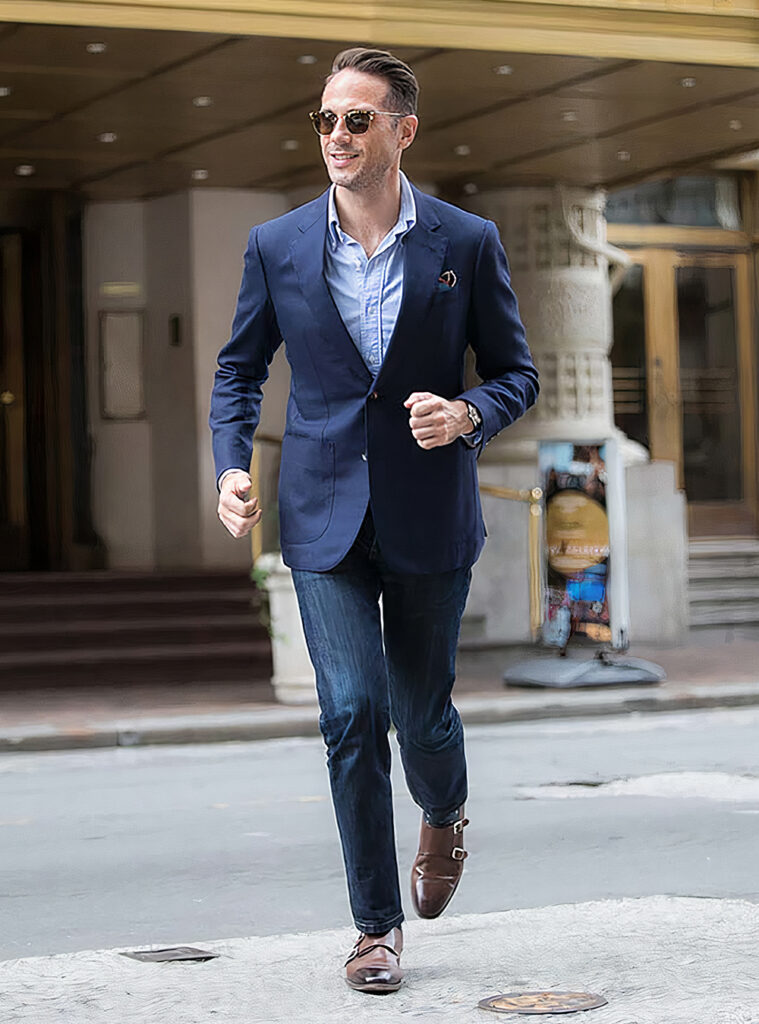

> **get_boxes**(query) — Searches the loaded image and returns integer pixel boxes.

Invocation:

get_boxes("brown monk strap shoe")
[411,808,469,919]
[344,926,404,993]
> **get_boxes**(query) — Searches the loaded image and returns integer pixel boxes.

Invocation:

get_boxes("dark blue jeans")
[291,509,471,934]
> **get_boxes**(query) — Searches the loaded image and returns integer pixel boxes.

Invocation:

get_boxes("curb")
[2,681,759,753]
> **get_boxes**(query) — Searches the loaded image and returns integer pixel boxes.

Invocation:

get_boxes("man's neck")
[334,174,403,258]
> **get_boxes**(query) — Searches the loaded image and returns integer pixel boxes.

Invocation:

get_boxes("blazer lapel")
[289,195,371,385]
[373,190,449,385]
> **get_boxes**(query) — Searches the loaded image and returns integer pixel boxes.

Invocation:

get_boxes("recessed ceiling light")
[97,131,118,143]
[617,149,631,162]
[191,169,209,181]
[86,42,107,54]
[297,55,318,65]
[729,119,743,131]
[14,164,35,176]
[463,182,479,195]
[562,110,578,122]
[0,86,11,98]
[281,139,300,151]
[493,64,513,76]
[680,76,696,88]
[192,95,213,108]
[454,144,471,157]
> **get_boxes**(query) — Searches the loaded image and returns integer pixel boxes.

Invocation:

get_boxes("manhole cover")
[478,991,608,1015]
[120,946,219,963]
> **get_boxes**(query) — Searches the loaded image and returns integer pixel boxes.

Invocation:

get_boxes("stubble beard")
[326,151,397,195]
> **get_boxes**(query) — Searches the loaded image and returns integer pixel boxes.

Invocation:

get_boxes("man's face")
[318,69,417,192]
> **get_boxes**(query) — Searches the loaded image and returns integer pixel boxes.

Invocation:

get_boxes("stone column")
[461,186,687,645]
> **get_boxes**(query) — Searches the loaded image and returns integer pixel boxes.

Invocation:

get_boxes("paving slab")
[1,896,757,1023]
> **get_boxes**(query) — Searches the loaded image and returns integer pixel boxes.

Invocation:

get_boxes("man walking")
[211,47,538,993]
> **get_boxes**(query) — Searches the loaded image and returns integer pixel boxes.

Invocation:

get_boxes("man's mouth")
[329,152,359,165]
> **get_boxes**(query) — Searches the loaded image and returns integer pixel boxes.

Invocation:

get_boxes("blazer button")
[361,452,368,461]
[371,391,379,400]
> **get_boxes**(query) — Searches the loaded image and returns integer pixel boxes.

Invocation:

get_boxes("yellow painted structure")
[3,0,759,66]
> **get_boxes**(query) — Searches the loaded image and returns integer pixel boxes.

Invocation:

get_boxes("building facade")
[1,0,758,643]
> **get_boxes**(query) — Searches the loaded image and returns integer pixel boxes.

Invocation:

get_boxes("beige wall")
[84,201,155,569]
[189,188,291,568]
[85,188,297,571]
[144,193,201,568]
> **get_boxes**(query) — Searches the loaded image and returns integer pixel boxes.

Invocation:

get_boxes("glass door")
[612,249,757,537]
[676,256,756,535]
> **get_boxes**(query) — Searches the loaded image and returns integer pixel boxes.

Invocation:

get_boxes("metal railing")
[249,434,282,565]
[479,484,544,638]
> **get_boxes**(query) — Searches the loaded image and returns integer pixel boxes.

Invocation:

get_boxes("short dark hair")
[328,47,419,116]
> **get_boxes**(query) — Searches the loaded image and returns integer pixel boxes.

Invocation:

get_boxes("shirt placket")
[362,253,384,372]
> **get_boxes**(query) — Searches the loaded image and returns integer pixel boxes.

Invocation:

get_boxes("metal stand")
[503,648,665,689]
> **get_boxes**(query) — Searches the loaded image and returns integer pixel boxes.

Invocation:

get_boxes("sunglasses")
[308,108,403,136]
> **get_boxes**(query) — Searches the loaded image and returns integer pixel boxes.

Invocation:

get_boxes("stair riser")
[0,653,273,688]
[689,567,759,583]
[0,624,269,655]
[688,586,759,602]
[0,597,259,624]
[690,606,759,627]
[0,573,256,596]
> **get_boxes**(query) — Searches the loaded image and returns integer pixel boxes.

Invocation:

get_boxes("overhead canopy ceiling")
[1,20,759,203]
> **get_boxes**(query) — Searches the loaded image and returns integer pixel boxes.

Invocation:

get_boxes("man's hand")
[217,471,262,538]
[404,392,472,450]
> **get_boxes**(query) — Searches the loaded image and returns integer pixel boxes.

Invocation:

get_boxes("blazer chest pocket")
[279,434,336,545]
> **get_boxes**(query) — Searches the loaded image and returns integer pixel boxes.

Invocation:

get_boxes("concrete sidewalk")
[1,628,758,752]
[3,678,759,752]
[2,896,757,1023]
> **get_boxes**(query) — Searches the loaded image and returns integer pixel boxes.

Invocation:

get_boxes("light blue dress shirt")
[324,171,416,373]
[324,173,481,448]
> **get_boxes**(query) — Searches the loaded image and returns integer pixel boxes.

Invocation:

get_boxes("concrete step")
[689,539,759,558]
[0,640,272,687]
[0,570,254,595]
[688,582,759,603]
[0,570,271,689]
[690,602,759,627]
[0,614,267,655]
[687,540,759,629]
[689,561,759,581]
[0,589,259,624]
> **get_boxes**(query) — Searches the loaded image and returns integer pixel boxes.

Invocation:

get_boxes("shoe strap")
[345,939,400,966]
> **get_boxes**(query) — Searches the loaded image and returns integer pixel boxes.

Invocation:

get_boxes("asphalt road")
[1,706,758,961]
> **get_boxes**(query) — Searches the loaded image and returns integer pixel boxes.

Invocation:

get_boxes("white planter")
[256,552,318,705]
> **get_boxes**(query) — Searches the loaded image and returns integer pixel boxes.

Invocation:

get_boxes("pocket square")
[437,269,457,290]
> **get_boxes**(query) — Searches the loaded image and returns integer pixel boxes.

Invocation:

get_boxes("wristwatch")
[464,401,482,434]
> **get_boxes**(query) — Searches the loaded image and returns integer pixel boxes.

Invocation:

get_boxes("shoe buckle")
[452,846,466,861]
[453,818,467,835]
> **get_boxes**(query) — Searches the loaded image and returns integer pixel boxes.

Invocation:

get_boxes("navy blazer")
[210,184,538,574]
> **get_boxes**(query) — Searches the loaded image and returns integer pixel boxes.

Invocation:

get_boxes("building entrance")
[612,248,757,537]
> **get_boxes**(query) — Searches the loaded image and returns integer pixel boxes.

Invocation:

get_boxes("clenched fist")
[404,391,471,450]
[217,471,262,539]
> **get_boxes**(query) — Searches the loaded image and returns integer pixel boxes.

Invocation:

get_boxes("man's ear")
[399,115,419,150]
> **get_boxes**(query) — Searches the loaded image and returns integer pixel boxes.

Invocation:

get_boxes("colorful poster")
[539,442,612,649]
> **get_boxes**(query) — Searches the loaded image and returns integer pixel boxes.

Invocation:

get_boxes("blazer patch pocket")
[279,434,336,544]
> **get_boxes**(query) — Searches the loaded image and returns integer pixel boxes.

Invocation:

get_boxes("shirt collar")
[327,171,417,250]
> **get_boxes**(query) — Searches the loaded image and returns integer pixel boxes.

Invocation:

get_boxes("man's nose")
[329,114,352,142]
